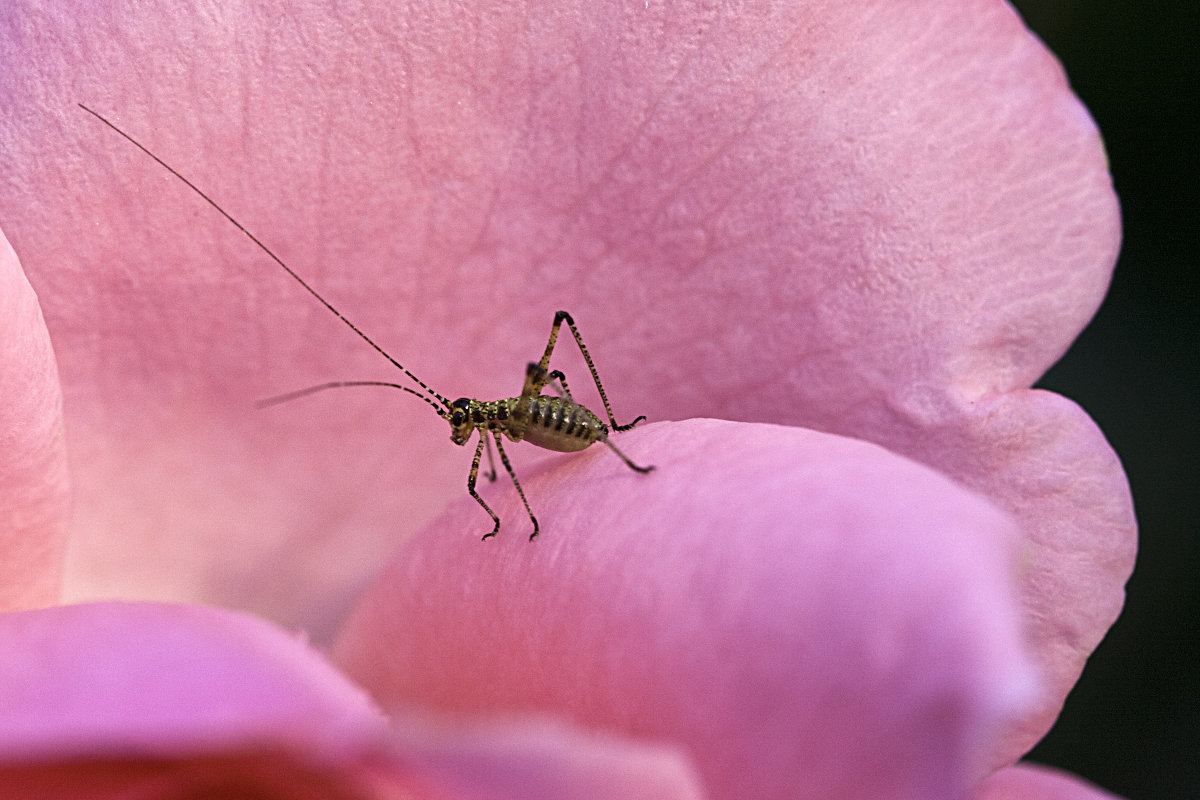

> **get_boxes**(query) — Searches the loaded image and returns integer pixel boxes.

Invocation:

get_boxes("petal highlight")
[0,602,387,762]
[0,227,69,609]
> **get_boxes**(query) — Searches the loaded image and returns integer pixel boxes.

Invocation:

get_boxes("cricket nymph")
[450,391,607,453]
[439,342,652,541]
[82,103,654,543]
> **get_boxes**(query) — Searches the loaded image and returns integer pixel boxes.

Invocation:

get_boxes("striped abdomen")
[512,395,607,453]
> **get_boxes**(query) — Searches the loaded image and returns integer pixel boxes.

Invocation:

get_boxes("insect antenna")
[79,103,451,413]
[255,380,446,415]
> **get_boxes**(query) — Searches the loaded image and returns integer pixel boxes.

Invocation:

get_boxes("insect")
[79,104,653,541]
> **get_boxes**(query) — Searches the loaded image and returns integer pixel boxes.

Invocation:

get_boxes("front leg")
[466,434,501,540]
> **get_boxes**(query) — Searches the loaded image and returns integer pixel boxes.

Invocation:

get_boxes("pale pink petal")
[0,227,69,609]
[973,763,1124,800]
[891,391,1134,766]
[335,419,1037,800]
[1,0,1126,763]
[0,602,701,800]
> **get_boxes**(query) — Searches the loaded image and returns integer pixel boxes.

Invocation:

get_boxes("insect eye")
[450,398,472,424]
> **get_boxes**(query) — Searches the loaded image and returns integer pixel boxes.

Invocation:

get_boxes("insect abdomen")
[517,396,605,453]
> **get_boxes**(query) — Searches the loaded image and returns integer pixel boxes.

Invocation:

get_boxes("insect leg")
[547,369,573,402]
[603,438,655,474]
[492,430,539,541]
[467,434,501,540]
[522,361,551,398]
[483,431,498,482]
[537,311,645,431]
[521,363,576,403]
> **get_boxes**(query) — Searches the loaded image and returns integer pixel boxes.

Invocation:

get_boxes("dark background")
[1008,1,1198,797]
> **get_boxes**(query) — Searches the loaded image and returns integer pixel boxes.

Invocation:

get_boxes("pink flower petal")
[1,0,1127,764]
[334,419,1038,800]
[0,602,388,762]
[0,602,702,800]
[0,228,69,609]
[973,763,1124,800]
[890,391,1135,767]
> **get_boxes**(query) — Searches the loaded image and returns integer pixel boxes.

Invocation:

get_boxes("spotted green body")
[453,393,607,453]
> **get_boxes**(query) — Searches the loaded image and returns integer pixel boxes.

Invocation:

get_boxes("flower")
[0,1,1133,797]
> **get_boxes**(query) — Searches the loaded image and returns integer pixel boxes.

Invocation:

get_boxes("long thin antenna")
[78,103,451,413]
[255,380,442,412]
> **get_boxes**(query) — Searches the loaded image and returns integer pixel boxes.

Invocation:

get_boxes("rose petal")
[973,763,1124,800]
[0,602,388,762]
[2,0,1123,637]
[886,390,1135,767]
[0,227,69,609]
[0,602,701,800]
[3,8,1130,768]
[335,419,1038,800]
